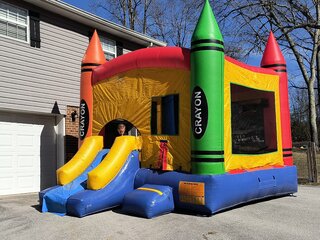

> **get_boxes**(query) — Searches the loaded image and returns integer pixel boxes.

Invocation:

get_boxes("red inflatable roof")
[92,47,190,85]
[92,46,277,85]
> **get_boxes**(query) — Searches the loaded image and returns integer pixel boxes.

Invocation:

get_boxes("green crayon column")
[191,0,225,175]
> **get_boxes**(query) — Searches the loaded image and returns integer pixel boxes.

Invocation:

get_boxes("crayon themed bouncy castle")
[40,0,297,218]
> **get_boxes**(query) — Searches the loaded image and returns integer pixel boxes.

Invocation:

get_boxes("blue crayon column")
[190,0,225,174]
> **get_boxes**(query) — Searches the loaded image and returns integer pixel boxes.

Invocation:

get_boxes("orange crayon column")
[261,31,293,165]
[79,30,106,145]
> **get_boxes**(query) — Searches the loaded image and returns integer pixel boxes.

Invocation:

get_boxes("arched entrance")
[99,119,141,149]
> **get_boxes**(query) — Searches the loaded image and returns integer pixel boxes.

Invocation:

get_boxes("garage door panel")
[35,135,41,146]
[17,155,35,168]
[0,122,12,129]
[17,135,36,147]
[16,167,40,177]
[0,133,13,146]
[17,175,35,189]
[0,112,57,195]
[0,155,14,168]
[0,175,14,191]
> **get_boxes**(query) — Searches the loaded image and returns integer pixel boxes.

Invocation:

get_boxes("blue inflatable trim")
[66,150,140,217]
[39,149,109,215]
[134,166,298,215]
[122,184,174,218]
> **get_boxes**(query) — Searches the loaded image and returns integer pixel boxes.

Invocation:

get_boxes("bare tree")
[290,86,311,142]
[147,0,202,46]
[142,0,153,34]
[89,0,250,60]
[90,0,146,31]
[216,0,320,146]
[90,0,203,47]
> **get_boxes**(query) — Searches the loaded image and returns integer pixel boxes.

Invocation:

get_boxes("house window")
[100,36,117,60]
[151,94,179,135]
[0,1,28,42]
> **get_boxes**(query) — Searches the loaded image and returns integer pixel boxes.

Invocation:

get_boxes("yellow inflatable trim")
[137,187,163,195]
[87,136,142,190]
[57,136,103,185]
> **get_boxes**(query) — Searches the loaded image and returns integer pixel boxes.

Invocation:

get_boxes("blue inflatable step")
[122,184,174,218]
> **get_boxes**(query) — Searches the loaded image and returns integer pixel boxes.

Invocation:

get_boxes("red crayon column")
[79,30,106,146]
[261,31,293,165]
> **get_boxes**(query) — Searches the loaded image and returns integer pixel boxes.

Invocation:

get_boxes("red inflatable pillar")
[261,31,293,166]
[79,30,106,145]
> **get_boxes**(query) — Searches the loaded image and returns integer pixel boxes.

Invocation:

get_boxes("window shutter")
[29,11,40,48]
[116,41,123,56]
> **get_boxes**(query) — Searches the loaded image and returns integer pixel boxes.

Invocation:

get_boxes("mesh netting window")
[231,84,277,154]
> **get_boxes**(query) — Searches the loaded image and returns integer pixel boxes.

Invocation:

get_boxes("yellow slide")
[87,136,142,190]
[57,136,103,185]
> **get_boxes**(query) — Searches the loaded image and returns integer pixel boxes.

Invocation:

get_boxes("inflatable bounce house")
[40,0,297,218]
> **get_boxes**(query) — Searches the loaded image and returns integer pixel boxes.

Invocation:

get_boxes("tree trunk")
[308,80,319,146]
[317,46,320,115]
[317,46,320,142]
[143,0,148,34]
[121,0,127,27]
[316,2,320,127]
[128,0,135,30]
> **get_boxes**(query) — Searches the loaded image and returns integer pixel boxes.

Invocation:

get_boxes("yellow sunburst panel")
[224,59,283,171]
[92,68,191,172]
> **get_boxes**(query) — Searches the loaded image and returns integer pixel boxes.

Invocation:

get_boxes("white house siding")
[0,0,89,115]
[0,0,152,194]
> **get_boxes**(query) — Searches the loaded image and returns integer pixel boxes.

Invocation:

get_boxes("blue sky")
[62,0,92,13]
[62,0,300,77]
[62,0,107,18]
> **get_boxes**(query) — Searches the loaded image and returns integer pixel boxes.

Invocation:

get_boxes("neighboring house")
[0,0,166,195]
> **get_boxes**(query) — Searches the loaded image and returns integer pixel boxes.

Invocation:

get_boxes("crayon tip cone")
[192,0,223,43]
[82,30,106,65]
[261,31,286,67]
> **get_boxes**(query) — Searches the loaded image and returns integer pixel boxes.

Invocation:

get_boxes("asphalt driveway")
[0,185,319,240]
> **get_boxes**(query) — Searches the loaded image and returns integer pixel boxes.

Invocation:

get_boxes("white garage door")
[0,112,57,195]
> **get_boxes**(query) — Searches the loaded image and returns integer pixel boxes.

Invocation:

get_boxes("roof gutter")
[22,0,167,47]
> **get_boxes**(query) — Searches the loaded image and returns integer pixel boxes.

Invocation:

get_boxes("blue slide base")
[122,184,174,218]
[66,151,140,217]
[134,166,298,215]
[39,185,59,206]
[39,149,109,215]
